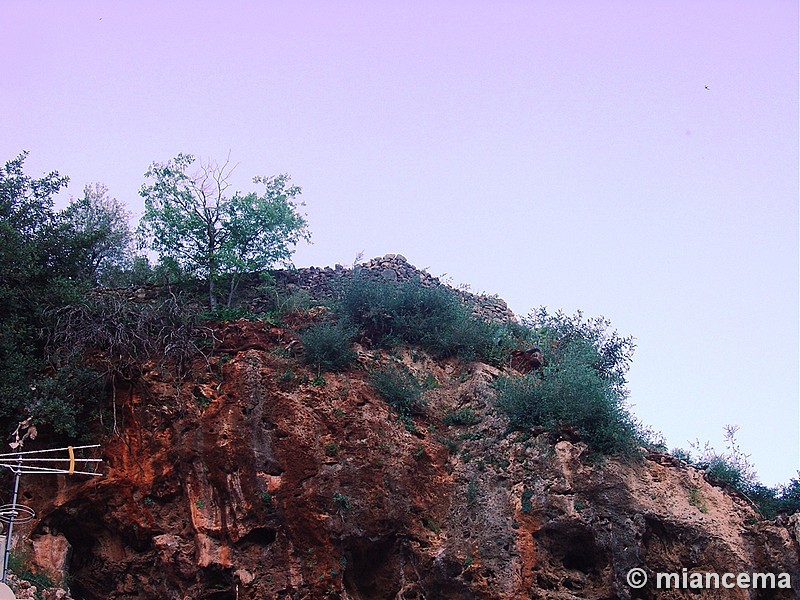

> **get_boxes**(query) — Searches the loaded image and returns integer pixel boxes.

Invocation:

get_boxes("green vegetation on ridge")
[1,150,796,520]
[495,307,643,455]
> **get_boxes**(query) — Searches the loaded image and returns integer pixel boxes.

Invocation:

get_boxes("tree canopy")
[62,182,132,284]
[0,152,104,434]
[1,152,71,295]
[138,153,310,308]
[0,150,311,434]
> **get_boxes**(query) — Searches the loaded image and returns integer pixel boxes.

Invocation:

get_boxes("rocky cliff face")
[11,313,798,600]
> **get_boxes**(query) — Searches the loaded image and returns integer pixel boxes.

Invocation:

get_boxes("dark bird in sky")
[705,85,710,90]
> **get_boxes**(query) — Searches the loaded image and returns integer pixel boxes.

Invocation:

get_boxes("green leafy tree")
[0,152,102,432]
[62,182,132,284]
[138,154,310,308]
[1,153,62,421]
[1,152,71,293]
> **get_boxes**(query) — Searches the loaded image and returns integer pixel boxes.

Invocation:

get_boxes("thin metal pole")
[0,444,100,459]
[1,457,21,583]
[0,458,102,462]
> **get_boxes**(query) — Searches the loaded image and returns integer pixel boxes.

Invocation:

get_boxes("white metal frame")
[0,445,102,583]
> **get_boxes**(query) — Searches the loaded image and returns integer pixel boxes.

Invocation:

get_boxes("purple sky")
[3,1,798,485]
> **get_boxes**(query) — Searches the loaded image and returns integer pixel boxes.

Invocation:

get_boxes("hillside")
[6,256,800,600]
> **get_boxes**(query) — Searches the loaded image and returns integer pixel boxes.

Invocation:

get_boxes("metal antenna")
[0,419,102,584]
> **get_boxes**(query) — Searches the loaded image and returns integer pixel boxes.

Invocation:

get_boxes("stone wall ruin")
[252,253,516,324]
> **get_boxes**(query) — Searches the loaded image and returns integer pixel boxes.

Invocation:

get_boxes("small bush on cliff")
[680,426,758,495]
[300,320,357,373]
[443,407,481,426]
[257,271,314,317]
[749,478,800,518]
[335,273,501,360]
[8,549,56,593]
[676,428,800,518]
[370,364,424,418]
[495,309,640,455]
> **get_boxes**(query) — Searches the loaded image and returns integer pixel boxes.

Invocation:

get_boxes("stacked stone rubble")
[250,254,516,323]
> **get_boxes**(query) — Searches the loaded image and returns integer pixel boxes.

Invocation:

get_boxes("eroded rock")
[10,323,798,600]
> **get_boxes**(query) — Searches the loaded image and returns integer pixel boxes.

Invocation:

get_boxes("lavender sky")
[2,1,797,485]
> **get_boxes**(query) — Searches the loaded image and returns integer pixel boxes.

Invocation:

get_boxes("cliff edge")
[8,257,799,599]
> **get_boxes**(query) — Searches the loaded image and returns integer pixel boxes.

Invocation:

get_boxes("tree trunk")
[208,276,217,310]
[208,228,218,310]
[226,273,240,308]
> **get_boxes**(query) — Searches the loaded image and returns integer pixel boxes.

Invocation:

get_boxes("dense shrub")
[777,478,800,515]
[747,480,800,519]
[370,364,424,417]
[770,478,800,517]
[480,321,533,367]
[496,369,639,455]
[300,320,357,373]
[522,307,635,393]
[0,153,137,434]
[495,309,640,455]
[335,273,504,360]
[25,365,105,437]
[1,153,74,428]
